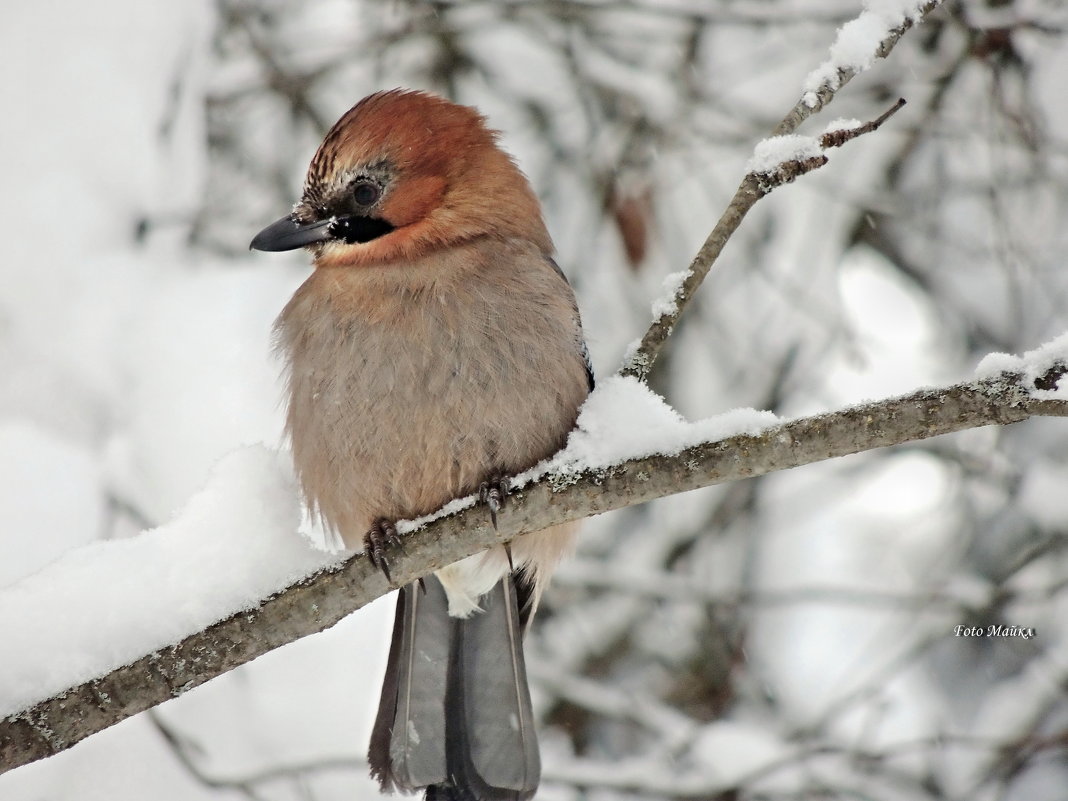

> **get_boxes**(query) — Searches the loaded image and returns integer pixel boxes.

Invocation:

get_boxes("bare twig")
[544,732,1004,798]
[554,559,981,610]
[148,709,361,797]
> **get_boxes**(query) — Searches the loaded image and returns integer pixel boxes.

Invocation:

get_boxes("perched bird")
[251,89,592,801]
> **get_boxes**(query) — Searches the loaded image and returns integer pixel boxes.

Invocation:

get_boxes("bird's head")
[250,89,551,267]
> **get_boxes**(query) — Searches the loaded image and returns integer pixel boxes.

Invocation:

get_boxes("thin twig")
[149,708,362,797]
[620,3,940,381]
[750,97,909,194]
[820,97,907,148]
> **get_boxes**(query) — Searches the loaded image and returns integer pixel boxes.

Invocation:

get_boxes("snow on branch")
[796,0,936,118]
[745,97,905,193]
[3,359,1066,774]
[621,0,940,382]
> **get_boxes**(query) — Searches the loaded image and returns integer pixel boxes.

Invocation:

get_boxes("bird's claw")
[364,518,401,584]
[479,476,511,531]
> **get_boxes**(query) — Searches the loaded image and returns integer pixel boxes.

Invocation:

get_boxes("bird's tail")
[368,574,540,801]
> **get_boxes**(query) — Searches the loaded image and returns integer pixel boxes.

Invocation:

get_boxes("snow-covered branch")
[621,0,941,381]
[3,361,1065,774]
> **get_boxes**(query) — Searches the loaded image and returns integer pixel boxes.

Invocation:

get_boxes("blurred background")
[2,1,1068,799]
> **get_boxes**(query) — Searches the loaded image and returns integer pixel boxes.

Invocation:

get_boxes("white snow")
[397,376,780,536]
[0,372,784,718]
[745,134,824,174]
[976,351,1023,377]
[823,117,863,134]
[0,445,340,717]
[621,336,646,368]
[802,0,936,106]
[649,270,689,320]
[0,422,102,589]
[529,375,780,478]
[395,376,779,534]
[975,331,1068,399]
[103,260,301,523]
[395,494,478,535]
[745,119,866,176]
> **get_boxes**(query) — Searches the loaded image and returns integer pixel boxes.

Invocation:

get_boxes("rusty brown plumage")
[253,89,591,801]
[295,90,552,267]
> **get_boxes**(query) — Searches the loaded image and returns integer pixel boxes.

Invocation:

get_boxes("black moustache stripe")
[330,215,395,244]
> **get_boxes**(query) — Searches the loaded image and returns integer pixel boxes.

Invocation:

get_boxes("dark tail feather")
[368,575,540,801]
[441,575,540,800]
[367,583,405,789]
[369,579,451,791]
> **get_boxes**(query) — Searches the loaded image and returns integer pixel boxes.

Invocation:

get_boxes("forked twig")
[621,4,938,381]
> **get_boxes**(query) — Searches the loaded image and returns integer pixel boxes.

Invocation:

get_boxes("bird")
[250,89,593,801]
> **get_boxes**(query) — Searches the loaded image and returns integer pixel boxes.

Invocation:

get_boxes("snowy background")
[3,1,1068,799]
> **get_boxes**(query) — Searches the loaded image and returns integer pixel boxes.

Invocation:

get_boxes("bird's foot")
[478,475,511,531]
[364,518,402,584]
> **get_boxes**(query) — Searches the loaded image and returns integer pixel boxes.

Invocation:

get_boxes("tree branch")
[620,2,940,381]
[3,367,1065,774]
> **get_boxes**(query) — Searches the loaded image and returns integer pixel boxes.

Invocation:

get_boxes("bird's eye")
[353,181,380,207]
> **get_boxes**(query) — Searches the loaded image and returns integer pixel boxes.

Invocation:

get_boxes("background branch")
[621,1,940,380]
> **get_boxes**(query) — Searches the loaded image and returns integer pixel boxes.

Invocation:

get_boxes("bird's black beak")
[250,215,334,252]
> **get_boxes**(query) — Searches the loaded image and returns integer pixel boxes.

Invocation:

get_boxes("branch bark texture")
[2,371,1064,774]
